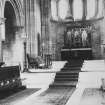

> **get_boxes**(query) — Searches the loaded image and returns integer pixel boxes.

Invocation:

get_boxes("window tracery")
[51,0,104,22]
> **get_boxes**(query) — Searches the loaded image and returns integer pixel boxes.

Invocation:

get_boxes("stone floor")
[79,88,105,105]
[0,60,105,105]
[0,88,40,105]
[66,60,105,105]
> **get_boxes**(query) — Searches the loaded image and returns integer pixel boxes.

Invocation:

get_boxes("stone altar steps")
[49,81,78,87]
[49,60,83,87]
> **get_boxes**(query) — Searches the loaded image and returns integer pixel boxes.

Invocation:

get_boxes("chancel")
[0,0,105,105]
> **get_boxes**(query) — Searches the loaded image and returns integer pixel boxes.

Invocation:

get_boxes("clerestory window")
[51,0,104,21]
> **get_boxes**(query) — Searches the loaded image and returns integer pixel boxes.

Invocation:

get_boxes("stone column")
[0,40,2,62]
[0,18,5,62]
[40,0,50,42]
[24,0,41,57]
[82,0,87,20]
[40,0,51,59]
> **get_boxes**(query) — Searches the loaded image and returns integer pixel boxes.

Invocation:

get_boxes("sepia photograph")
[0,0,105,105]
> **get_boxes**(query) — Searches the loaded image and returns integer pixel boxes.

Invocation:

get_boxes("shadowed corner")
[0,88,40,104]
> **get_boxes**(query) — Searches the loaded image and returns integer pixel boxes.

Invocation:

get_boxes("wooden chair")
[27,54,45,69]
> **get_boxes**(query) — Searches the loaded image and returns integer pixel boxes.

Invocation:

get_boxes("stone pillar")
[24,0,41,57]
[82,0,87,20]
[0,18,5,62]
[0,26,2,62]
[40,0,51,59]
[0,41,2,62]
[40,0,50,42]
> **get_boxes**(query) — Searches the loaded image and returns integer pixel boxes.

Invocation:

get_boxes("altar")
[61,21,93,60]
[61,48,92,60]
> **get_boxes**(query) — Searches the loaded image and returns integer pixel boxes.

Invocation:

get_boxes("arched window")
[97,0,103,18]
[51,0,104,21]
[51,0,58,20]
[87,0,96,19]
[73,0,83,20]
[58,0,69,20]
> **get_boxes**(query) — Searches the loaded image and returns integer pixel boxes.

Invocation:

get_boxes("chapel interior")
[0,0,105,105]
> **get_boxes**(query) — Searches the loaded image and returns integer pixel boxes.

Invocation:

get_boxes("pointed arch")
[3,0,24,27]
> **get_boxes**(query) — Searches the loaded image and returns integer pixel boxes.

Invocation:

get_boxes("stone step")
[56,71,80,74]
[55,75,78,78]
[61,69,81,71]
[65,62,83,65]
[61,67,81,70]
[64,64,82,67]
[50,60,84,88]
[67,60,84,64]
[55,78,78,81]
[49,81,78,88]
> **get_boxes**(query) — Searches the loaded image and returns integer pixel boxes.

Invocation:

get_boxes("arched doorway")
[3,1,24,67]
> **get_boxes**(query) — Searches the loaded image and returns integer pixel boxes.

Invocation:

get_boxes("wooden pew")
[0,65,24,91]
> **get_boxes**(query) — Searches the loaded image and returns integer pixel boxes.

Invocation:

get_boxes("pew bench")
[0,65,24,91]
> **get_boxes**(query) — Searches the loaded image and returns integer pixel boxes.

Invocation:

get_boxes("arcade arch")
[0,0,24,67]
